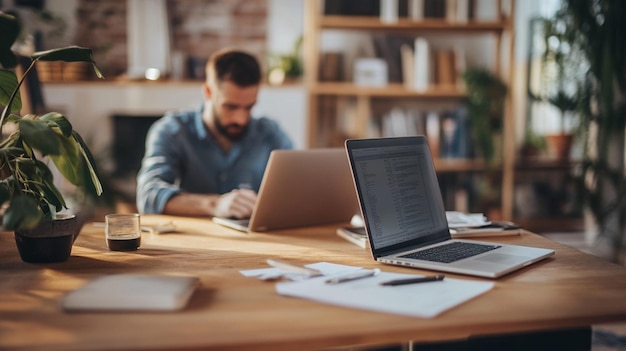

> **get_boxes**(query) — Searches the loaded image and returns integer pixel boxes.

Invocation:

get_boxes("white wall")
[40,0,308,152]
[267,0,304,54]
[43,83,307,152]
[512,0,562,144]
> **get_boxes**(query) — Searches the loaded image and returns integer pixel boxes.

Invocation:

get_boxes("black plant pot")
[14,215,80,263]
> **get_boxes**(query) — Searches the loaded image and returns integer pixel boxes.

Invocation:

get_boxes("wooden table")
[2,215,626,351]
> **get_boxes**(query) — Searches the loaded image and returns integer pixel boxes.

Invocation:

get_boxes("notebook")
[61,274,198,312]
[213,148,360,232]
[345,136,554,278]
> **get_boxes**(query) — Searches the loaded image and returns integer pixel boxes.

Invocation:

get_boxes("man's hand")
[214,189,258,218]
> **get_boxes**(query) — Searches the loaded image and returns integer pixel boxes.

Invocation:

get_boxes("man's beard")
[213,110,248,141]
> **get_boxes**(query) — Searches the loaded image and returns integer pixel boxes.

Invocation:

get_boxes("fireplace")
[111,113,162,178]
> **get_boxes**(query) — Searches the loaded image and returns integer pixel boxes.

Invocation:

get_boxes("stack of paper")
[274,266,494,318]
[446,211,521,238]
[445,211,490,228]
[242,262,494,318]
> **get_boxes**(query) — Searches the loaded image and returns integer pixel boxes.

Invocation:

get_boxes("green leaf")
[5,113,21,124]
[18,119,63,156]
[73,131,103,196]
[40,112,73,137]
[0,70,21,112]
[32,46,95,63]
[3,194,44,231]
[40,176,66,212]
[0,146,24,158]
[32,46,104,79]
[0,13,19,69]
[14,155,40,175]
[0,184,9,205]
[49,135,82,185]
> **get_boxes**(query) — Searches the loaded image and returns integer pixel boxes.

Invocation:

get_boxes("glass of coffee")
[105,213,141,251]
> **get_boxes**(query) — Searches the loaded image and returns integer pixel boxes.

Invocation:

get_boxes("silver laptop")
[213,148,360,232]
[345,136,554,278]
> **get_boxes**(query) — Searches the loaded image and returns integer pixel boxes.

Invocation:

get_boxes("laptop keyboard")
[401,242,501,263]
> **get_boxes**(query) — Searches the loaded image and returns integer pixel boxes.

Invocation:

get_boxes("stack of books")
[446,211,522,238]
[337,212,522,248]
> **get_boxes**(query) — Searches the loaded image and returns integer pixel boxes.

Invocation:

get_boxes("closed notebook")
[61,274,198,312]
[336,226,367,248]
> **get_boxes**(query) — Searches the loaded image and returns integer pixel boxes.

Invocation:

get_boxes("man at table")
[136,48,293,218]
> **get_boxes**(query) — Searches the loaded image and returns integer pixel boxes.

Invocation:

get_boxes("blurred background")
[4,0,626,267]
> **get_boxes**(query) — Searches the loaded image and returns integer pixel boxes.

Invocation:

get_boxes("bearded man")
[136,49,293,217]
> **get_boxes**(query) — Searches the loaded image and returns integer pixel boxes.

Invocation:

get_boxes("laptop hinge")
[375,236,449,258]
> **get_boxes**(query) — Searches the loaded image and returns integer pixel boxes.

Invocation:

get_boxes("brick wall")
[74,0,267,79]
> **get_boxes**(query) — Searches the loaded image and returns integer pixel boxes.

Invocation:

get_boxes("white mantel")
[42,81,307,152]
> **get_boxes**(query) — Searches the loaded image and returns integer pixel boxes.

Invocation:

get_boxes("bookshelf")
[304,0,516,220]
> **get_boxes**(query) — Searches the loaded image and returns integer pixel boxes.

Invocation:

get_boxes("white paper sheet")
[276,270,493,318]
[241,262,362,281]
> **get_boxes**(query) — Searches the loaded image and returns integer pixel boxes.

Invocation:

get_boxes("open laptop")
[345,136,554,278]
[213,148,360,232]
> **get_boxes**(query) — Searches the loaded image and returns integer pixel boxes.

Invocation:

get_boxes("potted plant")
[0,12,103,262]
[461,67,507,218]
[535,12,585,161]
[267,36,303,85]
[554,0,626,262]
[461,67,507,167]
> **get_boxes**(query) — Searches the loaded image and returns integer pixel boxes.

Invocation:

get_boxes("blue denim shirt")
[136,106,293,214]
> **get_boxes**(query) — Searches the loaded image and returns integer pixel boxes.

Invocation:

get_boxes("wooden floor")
[541,231,626,351]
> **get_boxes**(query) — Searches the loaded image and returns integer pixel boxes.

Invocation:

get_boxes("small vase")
[545,133,573,161]
[14,214,80,263]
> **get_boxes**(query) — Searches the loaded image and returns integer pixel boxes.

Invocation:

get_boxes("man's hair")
[206,49,262,87]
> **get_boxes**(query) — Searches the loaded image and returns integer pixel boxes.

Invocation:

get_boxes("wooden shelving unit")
[513,158,584,232]
[304,0,516,219]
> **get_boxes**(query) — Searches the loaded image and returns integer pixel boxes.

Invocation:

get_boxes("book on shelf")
[445,0,457,22]
[455,0,470,23]
[424,0,445,18]
[360,0,473,22]
[336,226,368,248]
[372,34,414,84]
[444,0,473,23]
[377,35,465,91]
[408,0,425,21]
[323,0,379,16]
[413,37,431,91]
[454,45,467,88]
[381,107,424,137]
[425,111,440,158]
[319,52,343,82]
[400,43,414,89]
[380,0,399,23]
[439,106,471,159]
[435,50,457,86]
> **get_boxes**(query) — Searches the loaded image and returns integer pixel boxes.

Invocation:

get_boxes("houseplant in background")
[461,67,507,167]
[267,36,303,85]
[0,12,103,262]
[557,0,626,262]
[461,68,507,218]
[536,11,585,161]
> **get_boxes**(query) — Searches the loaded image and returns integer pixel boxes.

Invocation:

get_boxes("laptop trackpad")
[476,253,529,265]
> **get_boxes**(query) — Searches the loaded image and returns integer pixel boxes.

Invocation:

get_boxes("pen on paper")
[325,269,380,285]
[380,274,445,286]
[266,259,323,277]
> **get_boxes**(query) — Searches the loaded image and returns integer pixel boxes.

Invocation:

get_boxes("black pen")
[379,274,445,286]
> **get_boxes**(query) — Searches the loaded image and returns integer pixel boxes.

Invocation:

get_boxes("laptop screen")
[346,136,450,256]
